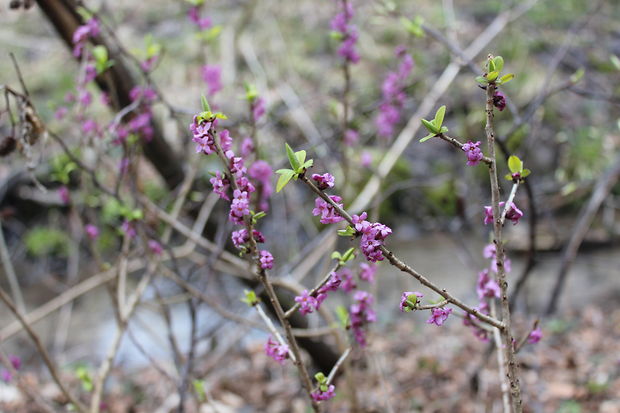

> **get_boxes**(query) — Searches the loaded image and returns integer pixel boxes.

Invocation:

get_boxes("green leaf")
[420,134,435,143]
[76,6,93,21]
[434,105,446,129]
[488,58,496,73]
[301,159,314,169]
[439,126,449,134]
[244,83,258,101]
[295,150,307,166]
[331,251,342,260]
[337,226,356,237]
[200,95,211,112]
[92,46,108,63]
[314,372,327,383]
[421,118,439,134]
[285,143,301,171]
[475,76,489,84]
[504,173,513,181]
[507,155,523,174]
[276,169,296,192]
[341,247,355,263]
[493,56,504,73]
[611,55,620,71]
[498,73,514,84]
[521,169,531,178]
[487,71,499,82]
[335,305,349,328]
[193,380,206,402]
[241,289,258,306]
[570,68,584,83]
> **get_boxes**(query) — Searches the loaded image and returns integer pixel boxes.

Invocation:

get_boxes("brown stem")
[484,81,522,412]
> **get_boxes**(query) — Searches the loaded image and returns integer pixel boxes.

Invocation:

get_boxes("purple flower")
[493,91,506,111]
[71,18,100,57]
[344,129,359,146]
[229,190,250,224]
[339,268,356,292]
[349,291,376,346]
[240,137,254,157]
[83,64,97,84]
[400,291,423,312]
[129,86,157,103]
[219,129,233,152]
[191,116,216,155]
[148,240,163,256]
[9,355,21,371]
[140,56,159,72]
[375,48,414,140]
[317,272,342,294]
[358,263,377,283]
[188,6,212,30]
[312,196,344,224]
[252,97,266,122]
[231,229,265,249]
[1,370,11,383]
[311,173,335,190]
[78,90,92,107]
[427,307,452,326]
[202,64,222,97]
[59,186,70,205]
[484,202,523,226]
[121,220,137,239]
[210,171,230,201]
[85,224,99,240]
[249,160,273,183]
[311,384,336,402]
[295,290,318,315]
[528,327,542,344]
[331,1,359,64]
[352,212,392,263]
[265,336,289,364]
[54,107,68,120]
[82,119,98,135]
[462,141,484,166]
[476,269,500,299]
[259,250,274,269]
[360,151,372,168]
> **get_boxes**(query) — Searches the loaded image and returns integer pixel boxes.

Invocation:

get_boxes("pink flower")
[312,196,344,224]
[311,173,335,190]
[317,272,341,294]
[484,202,523,226]
[229,190,250,224]
[59,186,70,205]
[121,220,137,239]
[202,64,222,97]
[259,250,274,269]
[265,336,289,364]
[231,229,265,248]
[71,18,100,57]
[140,56,159,72]
[358,263,377,283]
[339,268,356,292]
[295,290,318,315]
[352,212,392,262]
[344,129,359,146]
[240,137,254,157]
[83,64,97,84]
[85,224,99,240]
[462,141,484,166]
[78,90,92,107]
[528,327,542,344]
[129,86,157,103]
[252,97,266,122]
[476,269,500,299]
[493,91,506,111]
[400,291,423,312]
[148,240,163,255]
[210,171,230,201]
[188,6,212,30]
[311,384,336,402]
[349,291,376,346]
[360,152,372,168]
[54,107,68,120]
[427,307,452,326]
[219,129,233,152]
[191,116,216,154]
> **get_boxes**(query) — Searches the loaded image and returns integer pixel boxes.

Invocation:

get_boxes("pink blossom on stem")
[202,64,222,97]
[528,327,543,344]
[259,250,274,269]
[349,291,376,346]
[264,336,289,364]
[426,307,452,326]
[210,171,230,201]
[484,202,523,225]
[352,212,392,262]
[462,141,484,166]
[252,97,266,122]
[85,224,99,240]
[188,6,212,30]
[54,107,68,120]
[400,291,423,312]
[295,290,318,315]
[148,240,163,256]
[121,220,137,239]
[493,90,506,111]
[312,196,344,224]
[476,269,500,299]
[358,262,377,283]
[311,173,335,190]
[240,137,254,158]
[344,129,359,146]
[311,385,336,402]
[231,229,265,249]
[339,268,356,293]
[59,186,70,205]
[229,190,250,224]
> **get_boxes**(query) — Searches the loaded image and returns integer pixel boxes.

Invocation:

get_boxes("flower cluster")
[528,327,543,344]
[294,271,342,316]
[349,291,376,346]
[264,336,289,364]
[72,18,100,57]
[188,6,212,30]
[483,243,512,274]
[311,173,335,190]
[251,97,266,123]
[358,262,377,283]
[476,269,501,299]
[330,0,359,63]
[311,385,336,402]
[295,290,319,315]
[376,47,414,140]
[190,112,275,272]
[1,354,21,383]
[352,212,392,262]
[462,141,484,166]
[483,201,523,226]
[427,307,453,326]
[202,64,222,97]
[312,196,345,224]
